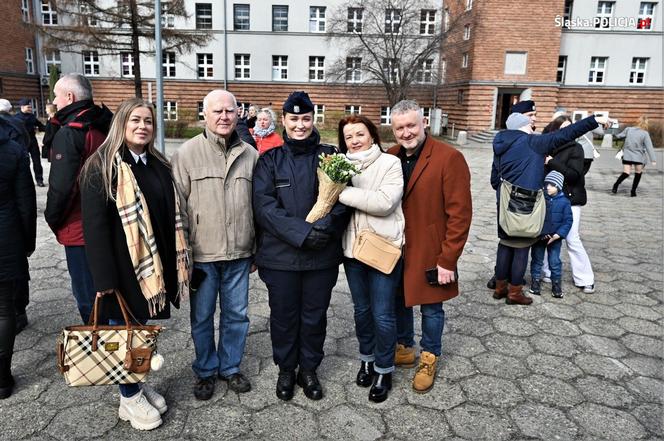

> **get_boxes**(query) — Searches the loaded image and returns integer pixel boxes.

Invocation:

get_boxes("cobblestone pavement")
[1,146,662,440]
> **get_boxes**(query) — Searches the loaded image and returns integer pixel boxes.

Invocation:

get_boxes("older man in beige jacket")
[171,90,258,401]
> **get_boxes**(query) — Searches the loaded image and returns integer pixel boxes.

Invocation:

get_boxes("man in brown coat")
[387,100,472,393]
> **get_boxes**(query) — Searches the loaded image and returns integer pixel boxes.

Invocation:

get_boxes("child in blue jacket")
[530,171,573,298]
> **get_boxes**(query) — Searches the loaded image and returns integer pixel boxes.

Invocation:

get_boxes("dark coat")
[546,141,586,206]
[541,191,573,238]
[387,136,472,307]
[44,100,112,245]
[42,117,60,160]
[253,129,352,271]
[14,111,45,148]
[0,114,30,150]
[81,149,179,320]
[0,119,36,281]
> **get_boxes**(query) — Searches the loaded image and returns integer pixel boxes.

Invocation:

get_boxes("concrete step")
[468,130,499,143]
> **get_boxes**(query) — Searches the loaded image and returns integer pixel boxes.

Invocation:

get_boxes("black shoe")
[356,361,375,387]
[630,191,637,197]
[221,372,251,393]
[368,372,392,403]
[297,370,323,400]
[611,184,618,194]
[486,274,496,290]
[193,375,216,400]
[15,313,28,335]
[0,375,14,400]
[529,279,541,295]
[276,370,295,401]
[552,280,563,298]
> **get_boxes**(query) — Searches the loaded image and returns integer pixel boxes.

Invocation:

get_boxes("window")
[420,10,436,35]
[21,0,30,22]
[638,2,655,29]
[197,102,205,121]
[595,2,614,28]
[162,2,175,28]
[463,24,471,40]
[121,52,134,77]
[504,51,527,75]
[557,56,567,82]
[197,53,213,78]
[234,54,250,79]
[462,53,469,68]
[588,56,607,83]
[272,55,288,80]
[309,6,326,32]
[79,3,98,26]
[41,0,57,25]
[416,59,434,83]
[457,90,464,104]
[45,50,61,74]
[466,0,473,11]
[630,57,648,84]
[346,57,362,82]
[272,5,288,31]
[309,56,325,81]
[380,107,391,125]
[195,3,212,29]
[441,59,447,82]
[422,107,432,126]
[348,7,363,32]
[25,48,34,74]
[162,52,176,77]
[314,104,325,124]
[563,0,573,28]
[164,101,177,121]
[234,4,250,30]
[83,51,99,76]
[383,58,398,83]
[385,9,401,33]
[443,8,450,31]
[345,105,361,115]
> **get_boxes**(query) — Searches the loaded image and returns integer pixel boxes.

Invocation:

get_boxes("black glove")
[303,226,331,250]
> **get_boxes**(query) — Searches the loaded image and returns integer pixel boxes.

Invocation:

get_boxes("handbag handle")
[89,290,138,351]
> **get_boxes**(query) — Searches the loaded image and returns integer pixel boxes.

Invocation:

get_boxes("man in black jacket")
[14,98,46,187]
[44,73,112,323]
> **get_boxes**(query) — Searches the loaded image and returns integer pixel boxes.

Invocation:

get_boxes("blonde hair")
[45,104,56,117]
[636,115,649,131]
[81,98,169,200]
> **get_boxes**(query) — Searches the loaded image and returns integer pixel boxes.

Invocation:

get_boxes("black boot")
[630,172,642,197]
[297,370,323,400]
[369,372,392,403]
[356,361,375,387]
[552,280,563,298]
[486,274,496,290]
[612,172,629,193]
[276,370,296,401]
[0,357,14,399]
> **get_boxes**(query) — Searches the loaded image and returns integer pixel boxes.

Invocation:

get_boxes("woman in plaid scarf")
[80,98,189,431]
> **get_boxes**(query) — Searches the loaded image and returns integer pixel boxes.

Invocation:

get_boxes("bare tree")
[33,0,213,98]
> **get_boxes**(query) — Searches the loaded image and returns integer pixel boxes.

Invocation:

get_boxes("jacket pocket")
[188,167,225,252]
[233,171,255,252]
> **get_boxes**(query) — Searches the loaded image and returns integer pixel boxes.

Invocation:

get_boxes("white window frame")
[21,0,30,22]
[41,0,57,25]
[557,56,567,83]
[162,2,175,28]
[344,105,361,115]
[383,58,399,83]
[197,53,213,79]
[416,59,434,83]
[195,3,213,29]
[385,8,401,34]
[272,5,288,31]
[463,24,471,40]
[588,56,608,84]
[348,8,363,32]
[466,0,473,11]
[563,0,573,28]
[121,52,134,77]
[164,101,178,121]
[504,51,527,75]
[25,48,34,74]
[346,57,362,83]
[234,4,250,31]
[441,59,447,83]
[83,51,99,76]
[314,104,325,124]
[638,2,656,29]
[234,54,250,79]
[629,57,648,84]
[272,55,288,80]
[443,8,450,31]
[309,6,326,32]
[197,102,205,121]
[595,1,614,29]
[420,9,436,35]
[45,50,61,74]
[162,52,176,78]
[422,107,432,127]
[309,56,325,82]
[462,53,469,68]
[380,106,391,125]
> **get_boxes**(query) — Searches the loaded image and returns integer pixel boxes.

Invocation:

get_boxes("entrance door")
[494,89,524,129]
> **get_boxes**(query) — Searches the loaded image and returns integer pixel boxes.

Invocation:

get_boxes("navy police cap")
[283,91,314,115]
[511,100,536,114]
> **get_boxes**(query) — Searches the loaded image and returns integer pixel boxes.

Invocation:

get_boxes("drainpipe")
[154,0,165,153]
[223,0,228,89]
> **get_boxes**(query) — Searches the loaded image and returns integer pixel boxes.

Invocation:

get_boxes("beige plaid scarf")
[115,152,190,317]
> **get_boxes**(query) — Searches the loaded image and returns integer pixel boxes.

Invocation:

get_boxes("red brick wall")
[0,0,37,74]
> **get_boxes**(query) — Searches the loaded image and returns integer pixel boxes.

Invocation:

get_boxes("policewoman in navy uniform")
[253,91,351,401]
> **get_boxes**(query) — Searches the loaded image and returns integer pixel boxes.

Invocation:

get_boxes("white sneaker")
[542,277,552,283]
[582,284,596,294]
[142,383,168,414]
[118,390,163,431]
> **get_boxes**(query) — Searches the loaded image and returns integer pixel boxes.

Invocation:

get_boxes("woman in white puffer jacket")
[337,115,404,404]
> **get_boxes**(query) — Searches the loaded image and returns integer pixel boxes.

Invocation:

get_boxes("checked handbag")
[56,291,162,386]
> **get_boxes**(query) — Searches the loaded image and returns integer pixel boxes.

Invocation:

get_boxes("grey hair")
[391,100,423,117]
[203,89,237,112]
[257,107,276,123]
[59,73,93,101]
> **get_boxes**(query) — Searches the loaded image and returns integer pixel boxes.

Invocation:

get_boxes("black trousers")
[259,266,339,372]
[28,139,43,182]
[13,279,29,315]
[0,281,17,359]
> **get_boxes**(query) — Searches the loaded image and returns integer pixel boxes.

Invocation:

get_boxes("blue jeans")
[531,239,563,281]
[64,246,96,324]
[344,258,402,374]
[395,286,446,357]
[190,258,251,379]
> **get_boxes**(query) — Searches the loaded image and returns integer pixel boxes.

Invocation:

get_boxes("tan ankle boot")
[493,279,508,299]
[394,344,416,367]
[412,351,438,393]
[506,284,533,305]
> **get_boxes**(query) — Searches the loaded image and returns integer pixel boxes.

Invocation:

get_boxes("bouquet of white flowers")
[305,153,360,222]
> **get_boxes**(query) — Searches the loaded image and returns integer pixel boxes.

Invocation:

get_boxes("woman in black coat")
[80,99,189,431]
[0,118,36,399]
